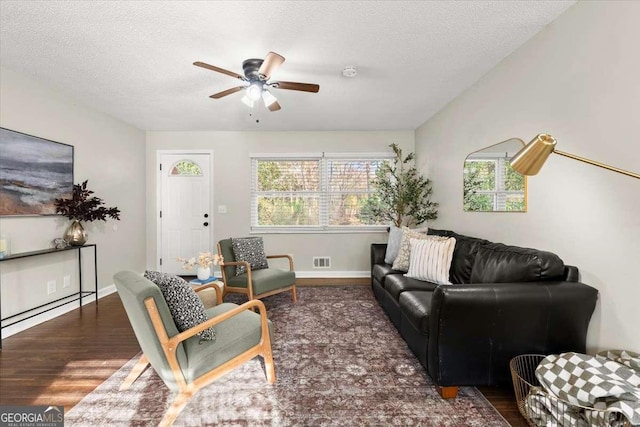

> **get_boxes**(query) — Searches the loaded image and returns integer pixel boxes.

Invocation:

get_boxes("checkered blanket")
[524,350,640,426]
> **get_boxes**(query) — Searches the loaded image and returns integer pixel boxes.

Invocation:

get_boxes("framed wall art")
[0,127,74,216]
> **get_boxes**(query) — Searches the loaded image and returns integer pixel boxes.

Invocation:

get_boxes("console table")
[0,244,98,348]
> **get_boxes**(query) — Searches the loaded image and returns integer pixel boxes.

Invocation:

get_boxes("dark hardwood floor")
[0,290,528,426]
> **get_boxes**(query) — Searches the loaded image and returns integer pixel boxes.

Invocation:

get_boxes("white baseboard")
[1,284,117,339]
[214,270,370,279]
[296,270,370,278]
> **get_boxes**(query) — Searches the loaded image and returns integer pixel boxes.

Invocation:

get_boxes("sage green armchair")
[114,271,275,426]
[218,238,297,302]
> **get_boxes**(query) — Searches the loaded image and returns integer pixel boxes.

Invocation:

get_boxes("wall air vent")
[313,256,331,268]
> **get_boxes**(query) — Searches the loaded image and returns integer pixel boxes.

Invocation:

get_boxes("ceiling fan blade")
[209,86,245,99]
[268,101,282,112]
[258,51,285,80]
[194,61,244,80]
[273,81,320,93]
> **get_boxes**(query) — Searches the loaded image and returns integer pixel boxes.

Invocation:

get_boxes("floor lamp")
[510,134,640,180]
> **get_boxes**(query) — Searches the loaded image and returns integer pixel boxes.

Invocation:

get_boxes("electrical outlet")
[63,275,71,288]
[47,280,57,295]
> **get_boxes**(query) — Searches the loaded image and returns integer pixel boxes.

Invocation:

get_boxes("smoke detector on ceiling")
[342,66,357,78]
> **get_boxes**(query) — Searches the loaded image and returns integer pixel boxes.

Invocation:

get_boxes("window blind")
[250,153,392,232]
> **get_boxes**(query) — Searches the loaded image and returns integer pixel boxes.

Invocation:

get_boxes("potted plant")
[367,143,438,227]
[177,252,224,281]
[54,180,121,246]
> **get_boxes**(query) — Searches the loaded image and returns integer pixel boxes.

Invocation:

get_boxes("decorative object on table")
[54,180,121,246]
[188,277,219,285]
[177,251,223,281]
[366,143,438,227]
[511,133,640,180]
[0,234,10,258]
[52,238,68,249]
[511,352,638,427]
[0,127,74,216]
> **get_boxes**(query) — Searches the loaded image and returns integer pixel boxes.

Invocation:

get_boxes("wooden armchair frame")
[217,242,297,302]
[120,284,275,427]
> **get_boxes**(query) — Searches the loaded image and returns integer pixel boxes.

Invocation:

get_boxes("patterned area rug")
[66,287,509,426]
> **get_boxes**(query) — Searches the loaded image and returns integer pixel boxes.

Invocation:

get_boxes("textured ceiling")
[0,1,575,131]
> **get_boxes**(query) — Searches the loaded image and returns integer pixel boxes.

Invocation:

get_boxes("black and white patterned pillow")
[144,271,215,342]
[231,237,269,276]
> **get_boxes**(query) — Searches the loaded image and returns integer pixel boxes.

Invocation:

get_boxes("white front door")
[158,152,213,274]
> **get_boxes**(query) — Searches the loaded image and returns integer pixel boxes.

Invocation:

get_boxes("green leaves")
[54,180,121,222]
[370,144,438,227]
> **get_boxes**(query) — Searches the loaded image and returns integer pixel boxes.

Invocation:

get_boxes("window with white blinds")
[250,153,392,232]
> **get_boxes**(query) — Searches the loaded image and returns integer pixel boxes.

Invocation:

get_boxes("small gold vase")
[64,220,88,246]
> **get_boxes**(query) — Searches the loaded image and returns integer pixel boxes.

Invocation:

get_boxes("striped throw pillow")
[405,237,456,285]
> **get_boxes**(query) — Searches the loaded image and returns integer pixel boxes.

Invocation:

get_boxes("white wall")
[0,66,147,334]
[145,131,414,275]
[415,1,640,353]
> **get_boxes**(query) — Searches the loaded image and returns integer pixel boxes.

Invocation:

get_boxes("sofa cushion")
[428,229,490,284]
[405,237,456,285]
[448,234,491,284]
[470,243,565,283]
[372,263,403,287]
[427,228,457,238]
[385,274,438,300]
[399,291,433,335]
[183,303,273,383]
[226,268,296,295]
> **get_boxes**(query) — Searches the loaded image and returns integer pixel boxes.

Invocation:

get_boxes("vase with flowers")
[54,180,121,246]
[177,252,223,280]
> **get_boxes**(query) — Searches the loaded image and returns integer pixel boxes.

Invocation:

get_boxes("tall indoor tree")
[367,143,438,227]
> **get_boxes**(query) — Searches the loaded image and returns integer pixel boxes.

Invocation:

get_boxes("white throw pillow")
[391,227,430,272]
[384,226,404,264]
[405,236,456,285]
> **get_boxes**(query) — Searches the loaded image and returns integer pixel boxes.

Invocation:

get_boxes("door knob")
[203,222,209,227]
[204,213,209,218]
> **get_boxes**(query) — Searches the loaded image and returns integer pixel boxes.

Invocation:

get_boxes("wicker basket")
[510,354,631,427]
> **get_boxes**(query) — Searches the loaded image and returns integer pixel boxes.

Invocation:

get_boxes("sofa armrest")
[428,281,598,386]
[371,243,388,271]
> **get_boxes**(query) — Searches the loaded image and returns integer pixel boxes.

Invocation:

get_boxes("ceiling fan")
[194,51,320,112]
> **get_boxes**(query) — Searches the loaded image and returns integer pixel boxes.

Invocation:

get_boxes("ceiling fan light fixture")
[194,51,320,113]
[262,90,277,107]
[241,95,255,108]
[246,83,263,101]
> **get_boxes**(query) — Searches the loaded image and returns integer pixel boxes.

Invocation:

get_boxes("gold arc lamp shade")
[511,134,640,179]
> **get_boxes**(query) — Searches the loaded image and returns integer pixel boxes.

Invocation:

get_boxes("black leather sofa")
[371,228,598,399]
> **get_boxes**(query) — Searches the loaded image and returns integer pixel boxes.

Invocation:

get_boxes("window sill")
[250,227,389,234]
